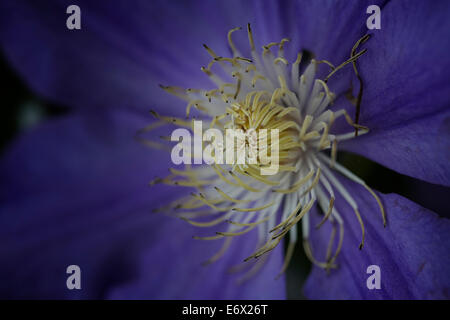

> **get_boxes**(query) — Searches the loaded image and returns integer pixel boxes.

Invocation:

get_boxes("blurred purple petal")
[340,0,450,186]
[0,110,168,298]
[0,0,266,114]
[0,111,285,298]
[0,0,388,115]
[304,177,450,299]
[106,220,286,299]
[0,0,236,113]
[1,110,166,199]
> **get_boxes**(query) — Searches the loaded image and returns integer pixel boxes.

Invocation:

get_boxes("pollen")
[142,24,386,281]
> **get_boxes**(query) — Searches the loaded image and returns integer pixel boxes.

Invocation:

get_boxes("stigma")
[143,25,386,280]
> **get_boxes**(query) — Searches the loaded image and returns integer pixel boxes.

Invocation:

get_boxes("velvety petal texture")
[0,0,240,114]
[304,177,450,299]
[106,219,285,300]
[0,112,286,299]
[1,0,449,300]
[343,111,450,187]
[340,0,450,186]
[0,0,386,114]
[0,0,261,114]
[286,0,387,62]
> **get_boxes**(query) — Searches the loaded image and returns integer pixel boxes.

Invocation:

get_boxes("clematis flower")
[0,0,449,300]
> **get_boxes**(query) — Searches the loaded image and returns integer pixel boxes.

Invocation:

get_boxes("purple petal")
[0,110,169,298]
[287,0,387,62]
[1,110,168,200]
[1,0,387,115]
[106,218,286,299]
[342,111,450,186]
[0,0,256,114]
[0,0,235,113]
[303,177,450,299]
[340,0,450,186]
[233,0,387,64]
[0,111,285,298]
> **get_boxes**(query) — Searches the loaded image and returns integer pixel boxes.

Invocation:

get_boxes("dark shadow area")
[338,151,450,217]
[0,53,68,154]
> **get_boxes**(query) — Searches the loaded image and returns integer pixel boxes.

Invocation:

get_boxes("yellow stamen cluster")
[141,24,386,281]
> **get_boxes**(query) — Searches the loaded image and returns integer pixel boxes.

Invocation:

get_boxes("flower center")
[144,25,386,280]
